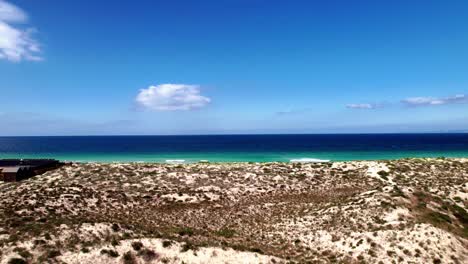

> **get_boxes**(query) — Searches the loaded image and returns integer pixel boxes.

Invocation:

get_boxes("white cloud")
[0,0,41,62]
[135,84,211,111]
[402,94,467,106]
[0,0,26,22]
[346,103,377,109]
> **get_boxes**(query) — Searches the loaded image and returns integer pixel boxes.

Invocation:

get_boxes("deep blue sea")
[0,134,468,162]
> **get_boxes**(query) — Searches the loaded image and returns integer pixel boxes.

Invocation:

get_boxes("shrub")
[451,204,468,224]
[181,242,197,252]
[13,248,32,259]
[391,186,406,198]
[101,249,119,258]
[131,241,143,251]
[426,212,452,224]
[215,228,235,238]
[377,170,389,180]
[177,227,194,237]
[138,248,159,262]
[111,237,120,246]
[47,250,61,259]
[8,258,26,264]
[122,251,137,264]
[162,240,173,248]
[111,223,120,232]
[250,247,263,254]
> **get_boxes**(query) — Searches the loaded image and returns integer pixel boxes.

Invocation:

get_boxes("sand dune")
[0,158,466,263]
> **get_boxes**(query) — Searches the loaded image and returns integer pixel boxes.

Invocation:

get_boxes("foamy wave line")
[166,159,186,164]
[290,158,330,163]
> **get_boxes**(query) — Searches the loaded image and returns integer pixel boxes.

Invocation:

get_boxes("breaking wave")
[165,159,185,164]
[290,158,330,163]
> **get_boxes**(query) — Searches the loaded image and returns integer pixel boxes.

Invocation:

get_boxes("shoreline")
[2,153,468,164]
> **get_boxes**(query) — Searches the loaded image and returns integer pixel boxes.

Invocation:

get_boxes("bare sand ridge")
[0,158,467,263]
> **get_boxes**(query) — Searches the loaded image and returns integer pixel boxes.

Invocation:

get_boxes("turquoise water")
[1,134,468,162]
[1,151,468,163]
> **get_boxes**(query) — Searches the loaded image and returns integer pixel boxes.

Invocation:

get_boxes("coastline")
[0,158,466,263]
[2,150,468,163]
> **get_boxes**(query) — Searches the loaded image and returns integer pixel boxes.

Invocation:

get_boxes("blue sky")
[1,0,467,135]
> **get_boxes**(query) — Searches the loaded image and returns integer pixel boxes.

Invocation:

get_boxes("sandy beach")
[0,158,467,263]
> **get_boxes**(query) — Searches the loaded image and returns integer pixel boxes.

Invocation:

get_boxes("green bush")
[177,227,194,236]
[215,228,235,238]
[131,241,143,251]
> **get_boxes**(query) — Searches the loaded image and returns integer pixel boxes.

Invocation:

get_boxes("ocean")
[0,134,468,163]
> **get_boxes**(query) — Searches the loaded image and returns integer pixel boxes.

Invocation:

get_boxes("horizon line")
[0,132,467,137]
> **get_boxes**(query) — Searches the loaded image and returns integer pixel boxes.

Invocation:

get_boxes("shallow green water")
[1,151,467,163]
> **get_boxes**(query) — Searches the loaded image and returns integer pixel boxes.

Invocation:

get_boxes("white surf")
[290,158,330,163]
[166,159,185,164]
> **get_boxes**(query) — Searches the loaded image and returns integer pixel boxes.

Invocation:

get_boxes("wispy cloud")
[0,0,42,62]
[347,93,468,109]
[276,108,313,116]
[346,103,378,109]
[135,84,211,111]
[0,112,142,136]
[402,94,468,106]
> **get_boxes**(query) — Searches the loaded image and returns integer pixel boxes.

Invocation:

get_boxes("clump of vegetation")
[426,211,452,224]
[215,228,236,238]
[396,165,411,173]
[81,247,90,253]
[13,247,32,260]
[380,200,396,209]
[47,249,61,259]
[162,240,173,248]
[101,249,119,258]
[8,258,27,264]
[391,185,406,198]
[122,251,137,264]
[111,223,120,232]
[451,204,468,225]
[250,247,263,254]
[138,248,159,262]
[122,232,132,239]
[177,227,194,237]
[331,234,340,242]
[181,242,197,252]
[377,170,389,180]
[111,237,120,246]
[131,241,143,251]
